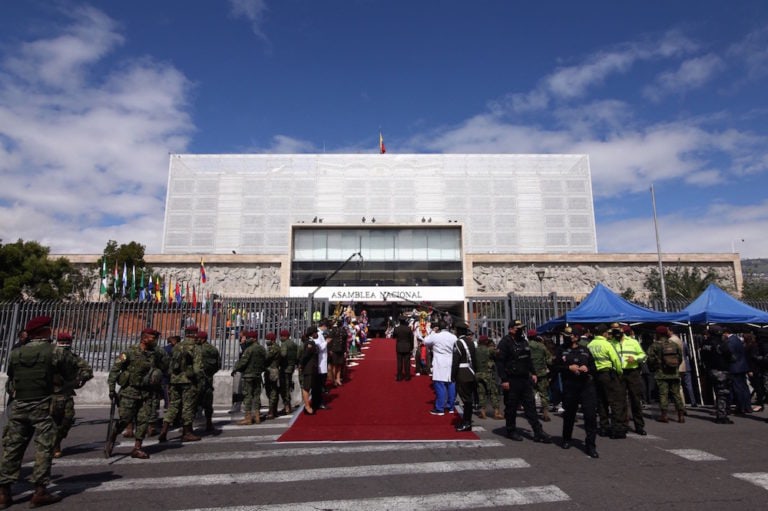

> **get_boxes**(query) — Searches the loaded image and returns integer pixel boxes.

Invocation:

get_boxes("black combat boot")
[158,422,170,443]
[131,439,150,459]
[28,485,62,508]
[0,484,12,509]
[181,425,201,442]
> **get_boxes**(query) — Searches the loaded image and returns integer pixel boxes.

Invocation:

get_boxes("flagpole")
[651,184,668,311]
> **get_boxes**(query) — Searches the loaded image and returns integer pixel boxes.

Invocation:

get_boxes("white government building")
[146,153,739,320]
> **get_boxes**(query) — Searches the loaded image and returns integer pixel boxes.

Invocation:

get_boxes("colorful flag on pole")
[175,282,182,304]
[139,269,145,301]
[130,265,136,300]
[155,277,162,303]
[113,262,119,294]
[379,131,386,154]
[100,258,107,295]
[122,262,128,297]
[202,291,208,310]
[200,258,207,283]
[192,284,197,308]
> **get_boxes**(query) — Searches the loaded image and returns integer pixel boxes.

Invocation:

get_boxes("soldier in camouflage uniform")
[51,331,94,458]
[106,328,165,459]
[475,335,503,420]
[264,333,281,419]
[159,326,204,442]
[278,329,297,414]
[232,331,267,425]
[0,316,78,508]
[196,331,221,432]
[527,330,554,421]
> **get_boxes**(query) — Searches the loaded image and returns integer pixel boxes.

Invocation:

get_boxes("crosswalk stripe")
[666,449,725,461]
[184,485,570,510]
[733,472,768,490]
[51,439,506,467]
[51,458,530,493]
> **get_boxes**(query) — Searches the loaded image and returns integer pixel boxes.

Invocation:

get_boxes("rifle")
[104,394,118,458]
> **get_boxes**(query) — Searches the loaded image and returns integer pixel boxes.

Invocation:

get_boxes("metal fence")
[0,297,326,372]
[466,293,578,341]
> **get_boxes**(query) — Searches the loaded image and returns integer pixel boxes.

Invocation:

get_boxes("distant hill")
[742,258,768,281]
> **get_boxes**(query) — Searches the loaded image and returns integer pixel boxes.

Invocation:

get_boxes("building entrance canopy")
[289,286,464,304]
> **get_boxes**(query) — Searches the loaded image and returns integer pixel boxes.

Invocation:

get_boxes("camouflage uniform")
[233,335,267,424]
[475,339,501,418]
[528,335,553,420]
[51,341,93,456]
[160,334,204,441]
[279,334,298,413]
[197,335,221,431]
[146,346,170,435]
[107,343,166,447]
[264,335,281,418]
[647,333,685,422]
[0,334,78,506]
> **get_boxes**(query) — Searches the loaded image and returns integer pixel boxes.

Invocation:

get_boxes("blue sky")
[1,0,767,258]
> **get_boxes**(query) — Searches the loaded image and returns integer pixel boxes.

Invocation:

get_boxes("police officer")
[587,324,626,439]
[614,324,648,435]
[453,332,478,431]
[264,332,281,419]
[233,331,267,424]
[700,325,733,423]
[196,330,221,432]
[496,320,552,443]
[278,329,298,414]
[107,328,165,458]
[555,326,599,458]
[0,316,77,508]
[159,326,203,442]
[51,331,93,458]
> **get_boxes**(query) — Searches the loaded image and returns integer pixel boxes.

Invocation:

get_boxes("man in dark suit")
[394,316,414,381]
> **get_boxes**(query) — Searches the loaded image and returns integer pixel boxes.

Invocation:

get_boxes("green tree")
[0,239,91,300]
[742,278,768,301]
[644,266,722,303]
[97,240,152,300]
[620,287,636,301]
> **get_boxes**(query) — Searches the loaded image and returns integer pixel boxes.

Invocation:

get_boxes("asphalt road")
[4,404,768,510]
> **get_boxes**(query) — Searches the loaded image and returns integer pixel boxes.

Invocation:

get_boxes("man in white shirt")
[313,320,329,409]
[421,321,457,415]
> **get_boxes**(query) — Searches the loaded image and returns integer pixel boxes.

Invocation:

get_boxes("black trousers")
[562,379,598,449]
[623,369,645,430]
[503,376,543,434]
[396,351,411,380]
[595,370,627,435]
[456,379,477,424]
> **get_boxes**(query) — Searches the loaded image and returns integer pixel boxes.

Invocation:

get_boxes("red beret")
[25,316,52,334]
[655,325,669,336]
[527,329,538,338]
[141,328,160,337]
[279,330,290,337]
[184,326,198,335]
[56,332,73,343]
[621,325,632,334]
[244,331,258,339]
[265,332,276,341]
[197,331,208,340]
[478,335,489,342]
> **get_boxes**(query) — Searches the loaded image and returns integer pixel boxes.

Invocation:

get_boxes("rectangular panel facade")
[162,154,597,255]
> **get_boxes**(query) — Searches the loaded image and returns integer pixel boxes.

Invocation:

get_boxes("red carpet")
[278,338,480,442]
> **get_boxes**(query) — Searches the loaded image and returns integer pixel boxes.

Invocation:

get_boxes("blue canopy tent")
[682,283,768,325]
[537,283,690,332]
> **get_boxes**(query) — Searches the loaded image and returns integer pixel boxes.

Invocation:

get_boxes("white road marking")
[733,472,768,491]
[666,449,725,461]
[183,485,570,510]
[51,458,530,493]
[51,439,505,467]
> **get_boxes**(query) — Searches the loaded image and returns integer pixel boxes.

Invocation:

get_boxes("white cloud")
[598,201,768,259]
[0,7,193,253]
[644,54,724,101]
[228,0,270,42]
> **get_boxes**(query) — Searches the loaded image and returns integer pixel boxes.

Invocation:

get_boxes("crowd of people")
[395,314,768,460]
